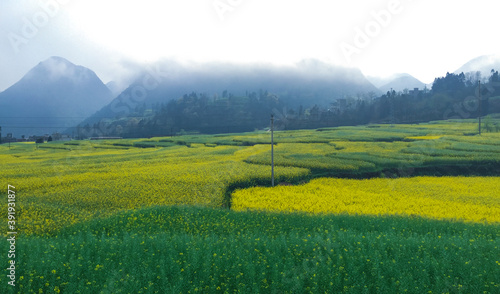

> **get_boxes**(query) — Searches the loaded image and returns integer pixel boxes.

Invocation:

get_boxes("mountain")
[365,75,393,88]
[455,55,500,79]
[0,56,113,137]
[378,74,426,93]
[81,59,381,126]
[106,81,124,97]
[367,73,425,93]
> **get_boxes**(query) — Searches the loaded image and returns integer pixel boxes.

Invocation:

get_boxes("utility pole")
[390,88,395,127]
[478,81,482,135]
[271,114,274,187]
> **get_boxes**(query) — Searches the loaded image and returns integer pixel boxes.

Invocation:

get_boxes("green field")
[1,118,499,293]
[4,206,499,293]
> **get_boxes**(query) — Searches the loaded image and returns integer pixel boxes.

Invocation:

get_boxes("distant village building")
[409,88,422,98]
[1,133,17,143]
[17,135,28,142]
[51,132,72,141]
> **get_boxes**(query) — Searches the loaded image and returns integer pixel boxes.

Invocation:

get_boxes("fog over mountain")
[105,81,126,97]
[0,57,113,137]
[454,55,500,79]
[1,54,499,138]
[81,59,381,126]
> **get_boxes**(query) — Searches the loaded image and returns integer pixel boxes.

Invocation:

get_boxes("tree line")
[76,71,500,138]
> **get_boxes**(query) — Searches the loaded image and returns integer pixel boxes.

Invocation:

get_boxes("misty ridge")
[1,55,500,139]
[77,58,500,138]
[104,58,378,113]
[71,58,381,136]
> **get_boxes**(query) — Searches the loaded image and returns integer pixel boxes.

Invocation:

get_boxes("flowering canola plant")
[1,142,307,236]
[232,177,500,223]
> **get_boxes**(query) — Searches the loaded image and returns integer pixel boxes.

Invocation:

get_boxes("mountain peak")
[0,57,113,137]
[44,56,72,64]
[33,56,85,81]
[379,74,425,93]
[455,54,500,78]
[366,73,425,93]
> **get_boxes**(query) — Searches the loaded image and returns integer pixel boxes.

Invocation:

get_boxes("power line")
[0,126,76,129]
[0,116,96,119]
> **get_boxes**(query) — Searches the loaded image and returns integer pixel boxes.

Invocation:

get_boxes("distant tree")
[432,72,466,94]
[309,105,320,121]
[115,125,123,136]
[489,69,499,83]
[367,91,377,100]
[465,71,481,87]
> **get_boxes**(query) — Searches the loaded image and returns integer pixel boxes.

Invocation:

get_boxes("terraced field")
[1,118,499,293]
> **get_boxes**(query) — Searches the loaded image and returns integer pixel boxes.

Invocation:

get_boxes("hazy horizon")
[1,0,500,91]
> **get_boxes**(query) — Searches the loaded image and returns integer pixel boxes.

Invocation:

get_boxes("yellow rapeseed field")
[1,143,308,235]
[232,177,500,223]
[2,119,500,235]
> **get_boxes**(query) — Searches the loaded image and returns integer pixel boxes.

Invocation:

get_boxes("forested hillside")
[75,71,500,138]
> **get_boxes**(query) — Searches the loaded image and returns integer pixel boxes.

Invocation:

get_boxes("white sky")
[1,0,499,91]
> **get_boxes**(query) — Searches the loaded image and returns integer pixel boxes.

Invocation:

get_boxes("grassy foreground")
[1,206,499,293]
